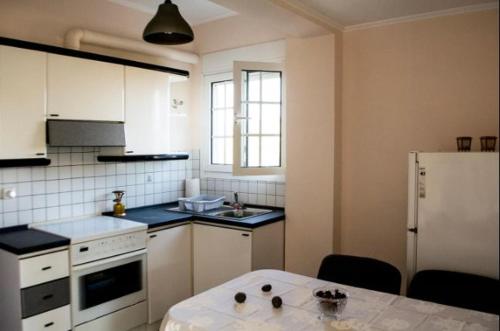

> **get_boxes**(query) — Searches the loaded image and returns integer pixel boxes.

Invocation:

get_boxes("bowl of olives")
[312,287,348,320]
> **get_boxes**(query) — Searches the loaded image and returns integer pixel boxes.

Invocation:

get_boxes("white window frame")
[202,72,233,174]
[233,61,286,176]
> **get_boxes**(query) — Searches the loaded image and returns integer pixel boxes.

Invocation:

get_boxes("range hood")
[47,120,125,147]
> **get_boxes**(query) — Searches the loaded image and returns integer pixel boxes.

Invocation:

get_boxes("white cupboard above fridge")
[0,45,47,159]
[47,53,125,122]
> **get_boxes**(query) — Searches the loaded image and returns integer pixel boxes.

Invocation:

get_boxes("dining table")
[160,269,499,331]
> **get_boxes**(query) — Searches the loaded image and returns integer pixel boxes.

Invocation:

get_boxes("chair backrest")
[407,270,499,315]
[317,254,402,295]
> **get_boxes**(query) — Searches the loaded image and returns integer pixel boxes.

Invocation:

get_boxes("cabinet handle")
[241,233,249,237]
[149,234,157,239]
[41,266,52,271]
[44,322,54,328]
[126,151,134,154]
[36,153,45,156]
[49,114,59,117]
[42,294,54,300]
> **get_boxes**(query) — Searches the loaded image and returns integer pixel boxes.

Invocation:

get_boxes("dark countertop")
[0,225,70,255]
[104,202,285,230]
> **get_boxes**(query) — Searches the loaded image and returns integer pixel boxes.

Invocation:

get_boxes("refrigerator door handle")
[408,227,418,233]
[418,167,426,198]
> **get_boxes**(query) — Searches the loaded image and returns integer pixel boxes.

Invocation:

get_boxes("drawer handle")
[49,114,59,117]
[42,294,54,300]
[44,322,54,328]
[41,266,52,271]
[241,233,249,237]
[149,234,157,239]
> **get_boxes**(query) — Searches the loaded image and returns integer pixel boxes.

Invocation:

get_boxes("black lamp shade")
[143,0,194,45]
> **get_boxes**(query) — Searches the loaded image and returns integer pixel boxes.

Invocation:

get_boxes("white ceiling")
[292,0,498,27]
[108,0,237,26]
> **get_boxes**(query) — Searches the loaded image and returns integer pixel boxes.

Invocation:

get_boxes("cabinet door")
[124,66,170,155]
[0,46,47,159]
[47,54,124,121]
[147,224,192,324]
[193,224,252,294]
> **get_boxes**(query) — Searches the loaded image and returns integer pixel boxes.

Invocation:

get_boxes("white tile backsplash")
[0,149,285,228]
[0,148,194,228]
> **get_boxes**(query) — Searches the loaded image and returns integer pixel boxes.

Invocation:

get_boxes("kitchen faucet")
[231,192,243,210]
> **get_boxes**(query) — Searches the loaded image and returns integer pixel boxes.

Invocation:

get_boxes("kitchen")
[0,0,498,330]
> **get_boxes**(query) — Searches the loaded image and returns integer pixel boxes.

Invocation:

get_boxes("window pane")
[248,72,261,102]
[261,72,281,102]
[247,103,260,135]
[225,108,233,136]
[261,104,280,135]
[241,72,248,102]
[261,136,280,167]
[225,138,233,164]
[225,83,233,107]
[212,138,225,164]
[247,136,260,167]
[212,83,225,108]
[212,110,225,136]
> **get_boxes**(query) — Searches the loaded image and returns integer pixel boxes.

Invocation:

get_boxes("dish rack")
[178,195,225,213]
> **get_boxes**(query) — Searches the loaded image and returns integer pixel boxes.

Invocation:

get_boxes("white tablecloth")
[161,269,498,331]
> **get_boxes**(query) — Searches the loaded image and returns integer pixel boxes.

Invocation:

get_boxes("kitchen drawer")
[21,305,71,331]
[21,277,70,318]
[20,250,69,288]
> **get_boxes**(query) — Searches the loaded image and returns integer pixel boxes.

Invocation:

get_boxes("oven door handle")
[72,249,147,271]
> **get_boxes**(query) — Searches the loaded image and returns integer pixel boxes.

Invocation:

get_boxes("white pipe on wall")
[64,28,199,64]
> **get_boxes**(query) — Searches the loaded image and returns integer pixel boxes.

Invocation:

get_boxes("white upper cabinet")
[124,67,170,155]
[0,46,47,159]
[47,54,125,122]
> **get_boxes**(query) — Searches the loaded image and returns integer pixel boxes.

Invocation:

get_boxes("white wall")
[285,34,336,276]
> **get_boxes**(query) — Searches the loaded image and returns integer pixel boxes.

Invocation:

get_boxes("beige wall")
[285,34,335,276]
[340,10,499,277]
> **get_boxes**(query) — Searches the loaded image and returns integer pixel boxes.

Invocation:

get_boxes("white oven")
[31,216,149,329]
[71,249,147,326]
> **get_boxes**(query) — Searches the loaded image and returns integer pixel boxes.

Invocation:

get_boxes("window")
[233,61,285,176]
[210,80,233,165]
[203,62,285,177]
[239,70,282,168]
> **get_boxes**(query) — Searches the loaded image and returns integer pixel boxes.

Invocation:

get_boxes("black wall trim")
[97,154,189,162]
[0,158,51,168]
[0,36,189,77]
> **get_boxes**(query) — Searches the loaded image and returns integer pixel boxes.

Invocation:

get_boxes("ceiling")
[292,0,498,27]
[108,0,237,26]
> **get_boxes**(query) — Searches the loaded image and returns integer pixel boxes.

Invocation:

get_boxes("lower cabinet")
[193,224,252,294]
[146,223,192,324]
[0,249,71,331]
[193,221,284,294]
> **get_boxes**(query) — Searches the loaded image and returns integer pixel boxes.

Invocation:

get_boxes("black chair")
[317,254,402,295]
[407,270,499,315]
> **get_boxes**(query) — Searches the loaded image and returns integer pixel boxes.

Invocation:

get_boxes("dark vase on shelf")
[480,136,497,152]
[456,136,472,152]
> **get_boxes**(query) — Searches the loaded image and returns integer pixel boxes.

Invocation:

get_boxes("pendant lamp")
[143,0,194,45]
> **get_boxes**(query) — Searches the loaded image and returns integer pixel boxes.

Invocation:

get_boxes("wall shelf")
[97,154,189,162]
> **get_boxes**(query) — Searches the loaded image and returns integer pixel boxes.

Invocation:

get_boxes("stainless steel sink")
[206,207,272,220]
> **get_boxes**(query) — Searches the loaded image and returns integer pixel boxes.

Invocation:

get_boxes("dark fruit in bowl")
[262,284,272,292]
[272,296,283,308]
[234,292,246,303]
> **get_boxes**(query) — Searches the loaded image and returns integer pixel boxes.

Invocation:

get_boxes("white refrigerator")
[406,152,499,283]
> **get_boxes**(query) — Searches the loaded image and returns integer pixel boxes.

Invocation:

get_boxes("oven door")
[71,249,147,326]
